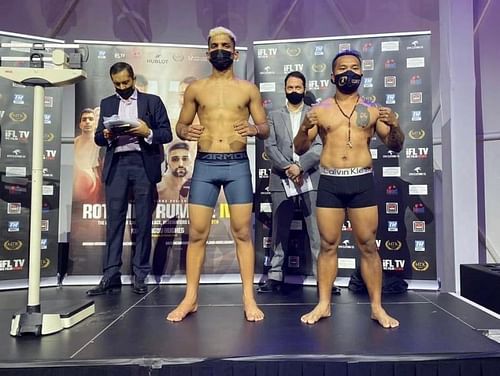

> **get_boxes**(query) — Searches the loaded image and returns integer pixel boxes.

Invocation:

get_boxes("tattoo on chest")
[355,105,370,128]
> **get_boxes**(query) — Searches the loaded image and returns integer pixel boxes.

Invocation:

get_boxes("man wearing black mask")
[166,27,269,322]
[87,62,172,296]
[294,50,404,328]
[258,71,322,293]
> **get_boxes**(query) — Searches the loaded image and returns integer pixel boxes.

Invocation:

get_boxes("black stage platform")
[0,284,499,375]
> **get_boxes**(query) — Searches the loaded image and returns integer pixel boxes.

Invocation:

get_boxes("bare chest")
[318,103,377,134]
[196,83,249,112]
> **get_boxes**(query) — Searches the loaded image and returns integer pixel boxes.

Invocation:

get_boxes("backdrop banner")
[0,31,63,284]
[253,31,436,281]
[68,41,247,280]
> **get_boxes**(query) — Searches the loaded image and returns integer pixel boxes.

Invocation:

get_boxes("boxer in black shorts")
[293,50,404,328]
[316,166,375,208]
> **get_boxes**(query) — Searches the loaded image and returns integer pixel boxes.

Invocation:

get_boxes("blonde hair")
[207,26,236,47]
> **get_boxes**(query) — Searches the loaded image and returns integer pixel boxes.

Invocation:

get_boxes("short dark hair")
[79,108,94,121]
[168,142,190,155]
[284,71,306,88]
[109,62,135,78]
[332,49,362,70]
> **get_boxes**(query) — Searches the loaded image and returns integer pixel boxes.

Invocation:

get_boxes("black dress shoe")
[257,279,282,293]
[86,275,122,296]
[132,279,148,294]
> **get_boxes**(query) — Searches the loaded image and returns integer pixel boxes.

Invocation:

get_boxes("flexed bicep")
[248,84,269,139]
[375,106,404,152]
[176,84,203,141]
[178,84,198,126]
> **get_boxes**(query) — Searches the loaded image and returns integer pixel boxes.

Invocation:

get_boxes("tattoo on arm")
[355,105,370,128]
[386,126,405,152]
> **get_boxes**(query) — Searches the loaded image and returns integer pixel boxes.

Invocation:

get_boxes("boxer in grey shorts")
[166,26,269,323]
[189,151,253,207]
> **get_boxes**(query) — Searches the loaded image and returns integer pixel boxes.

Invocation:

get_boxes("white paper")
[103,115,140,132]
[281,173,314,197]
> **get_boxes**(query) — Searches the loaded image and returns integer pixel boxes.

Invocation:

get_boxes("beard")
[172,167,187,178]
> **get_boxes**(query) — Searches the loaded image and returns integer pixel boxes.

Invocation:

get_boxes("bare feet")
[243,297,264,322]
[371,306,399,328]
[300,302,331,324]
[166,300,198,322]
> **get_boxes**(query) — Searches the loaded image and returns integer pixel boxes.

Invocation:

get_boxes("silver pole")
[27,85,44,310]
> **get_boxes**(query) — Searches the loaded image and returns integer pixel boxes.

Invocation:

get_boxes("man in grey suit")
[258,71,322,293]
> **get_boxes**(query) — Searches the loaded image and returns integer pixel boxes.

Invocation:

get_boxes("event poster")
[0,32,62,281]
[68,42,247,279]
[253,32,436,280]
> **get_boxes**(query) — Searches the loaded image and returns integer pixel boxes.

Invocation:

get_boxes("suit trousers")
[268,190,320,281]
[103,151,156,281]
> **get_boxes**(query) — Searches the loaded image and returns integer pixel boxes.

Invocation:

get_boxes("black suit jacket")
[94,91,172,184]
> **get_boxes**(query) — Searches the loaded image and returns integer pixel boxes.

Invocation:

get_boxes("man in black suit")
[87,62,172,295]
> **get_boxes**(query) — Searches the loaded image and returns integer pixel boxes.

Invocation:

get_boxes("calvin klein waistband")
[320,166,373,177]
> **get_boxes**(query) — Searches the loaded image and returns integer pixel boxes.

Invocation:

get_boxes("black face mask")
[332,70,362,94]
[116,86,135,99]
[286,91,304,105]
[209,49,234,71]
